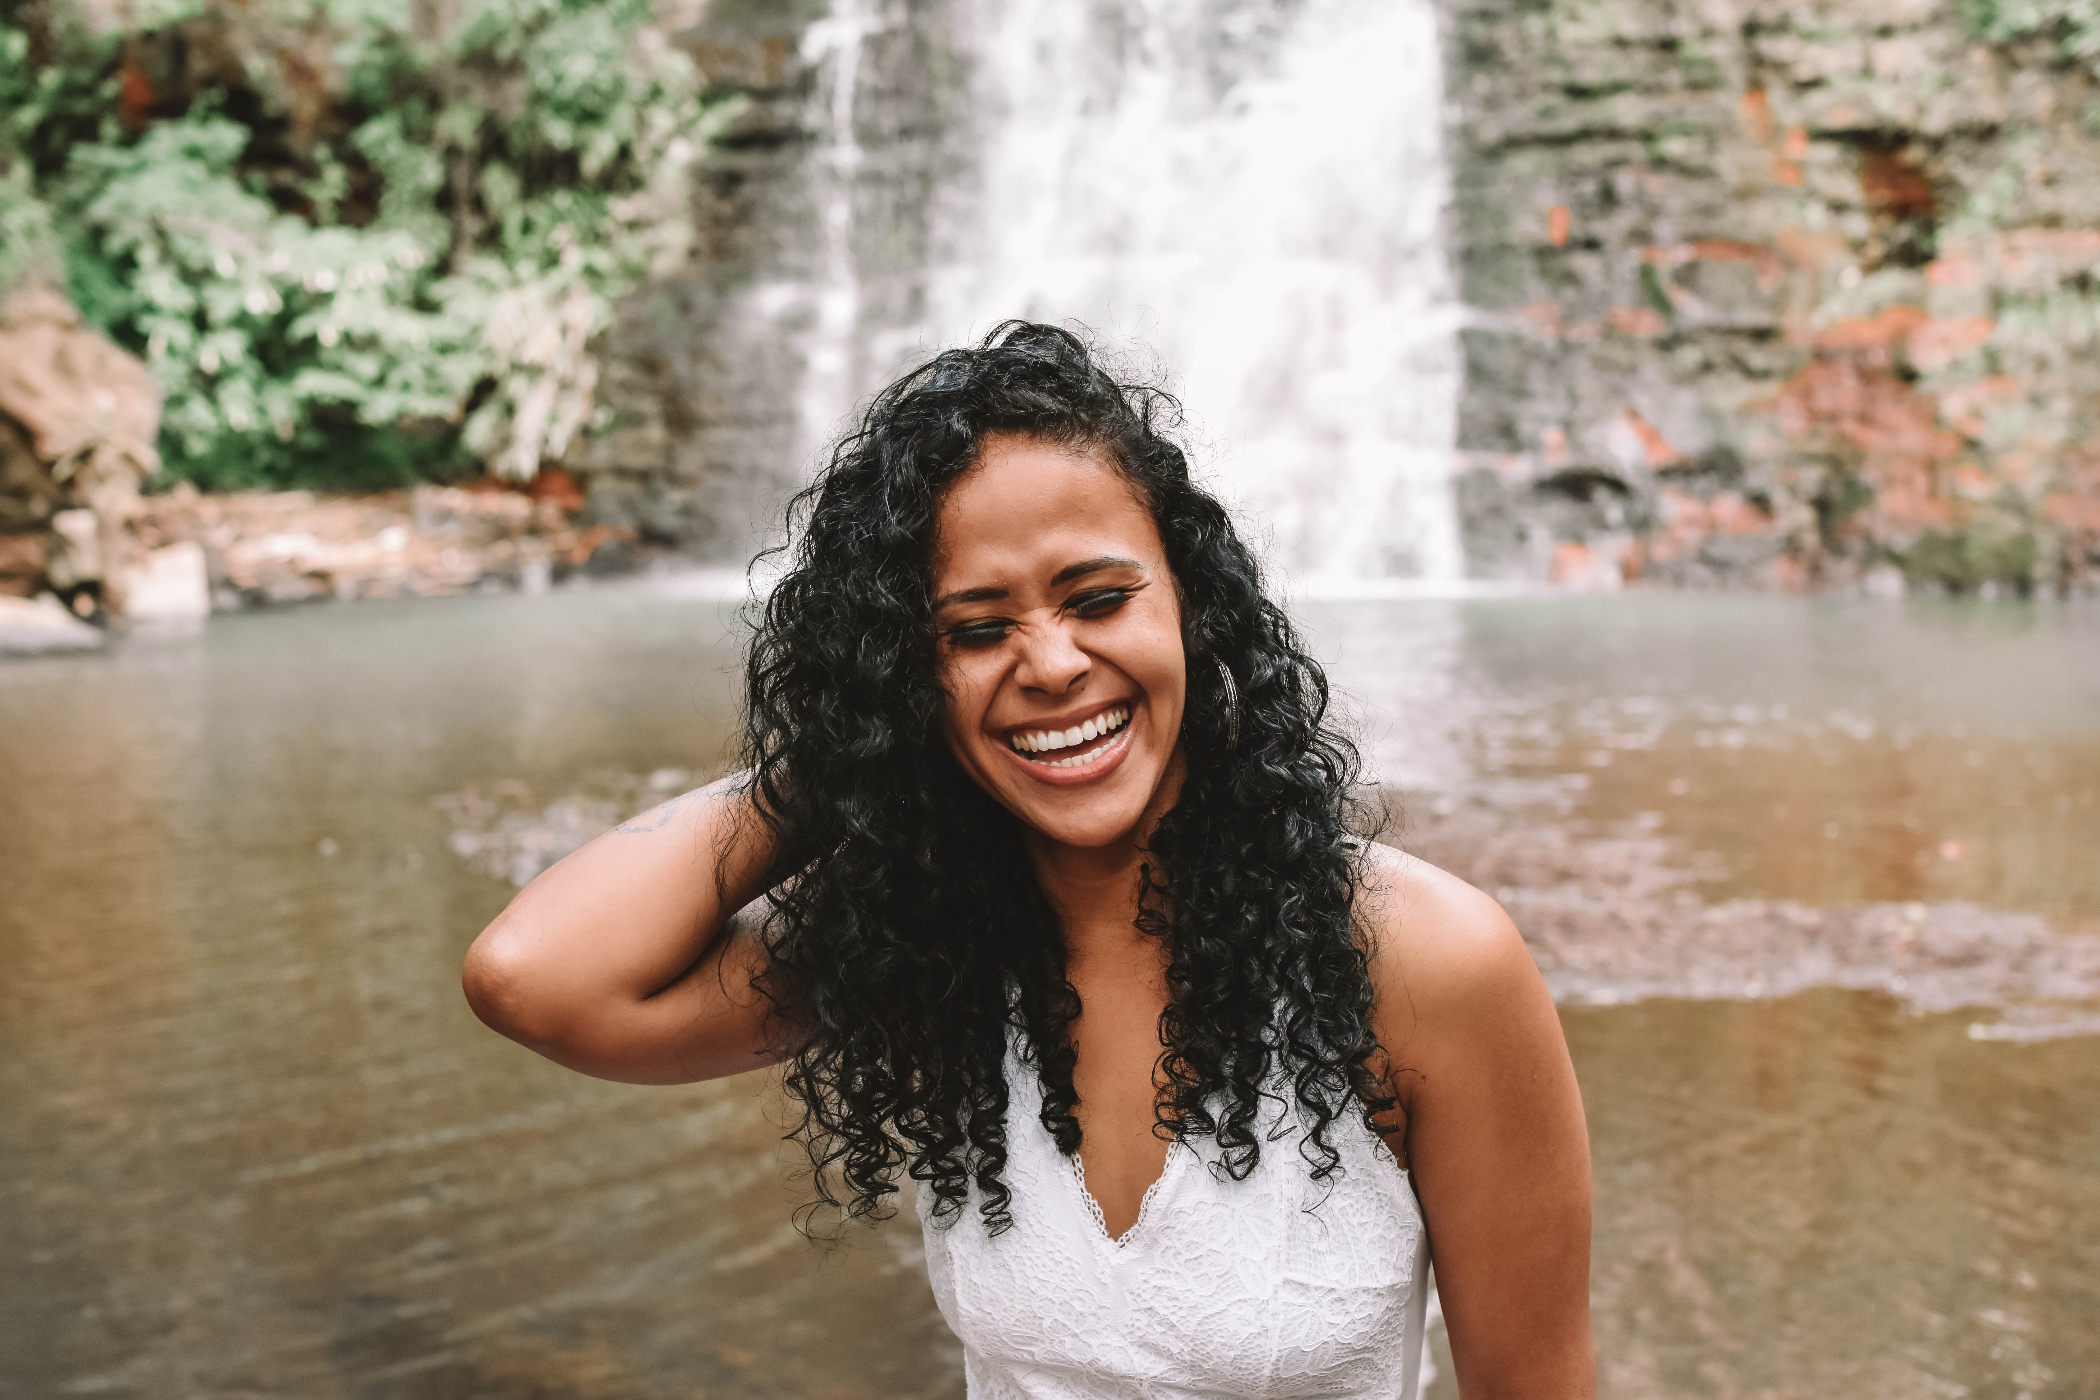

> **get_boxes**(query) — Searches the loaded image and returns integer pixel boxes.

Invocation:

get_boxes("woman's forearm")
[460,775,788,1084]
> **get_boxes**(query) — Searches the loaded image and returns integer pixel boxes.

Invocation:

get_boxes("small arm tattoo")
[610,773,743,835]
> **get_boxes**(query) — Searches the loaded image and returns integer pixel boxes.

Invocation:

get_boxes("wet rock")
[130,482,624,609]
[44,510,100,592]
[438,769,702,887]
[582,535,640,578]
[0,593,105,655]
[0,532,44,597]
[0,414,61,534]
[0,287,163,620]
[457,766,2100,1021]
[0,289,161,485]
[1406,803,2100,1014]
[122,542,211,624]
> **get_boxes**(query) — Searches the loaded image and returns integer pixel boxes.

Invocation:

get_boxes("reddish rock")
[2044,493,2100,532]
[1927,252,1980,287]
[1857,458,1954,539]
[1811,307,1928,352]
[0,533,43,597]
[528,466,587,516]
[1548,541,1590,585]
[1619,408,1684,468]
[1709,492,1773,535]
[0,288,164,617]
[0,289,161,483]
[1608,306,1667,336]
[1770,360,1961,460]
[1908,316,1994,372]
[1738,88,1774,143]
[1859,147,1935,216]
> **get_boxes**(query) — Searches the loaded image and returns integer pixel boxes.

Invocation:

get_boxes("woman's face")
[929,433,1187,852]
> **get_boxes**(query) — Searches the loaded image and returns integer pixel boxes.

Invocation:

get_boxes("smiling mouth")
[1007,705,1132,770]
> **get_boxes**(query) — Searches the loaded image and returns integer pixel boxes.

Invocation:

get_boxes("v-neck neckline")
[1068,1138,1184,1248]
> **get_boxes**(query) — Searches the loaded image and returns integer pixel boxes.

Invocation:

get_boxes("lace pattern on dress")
[1067,1141,1182,1248]
[916,1036,1432,1399]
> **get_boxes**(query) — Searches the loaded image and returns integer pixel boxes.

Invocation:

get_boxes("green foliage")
[1895,515,2044,593]
[0,0,731,490]
[1959,0,2100,61]
[1811,468,1875,550]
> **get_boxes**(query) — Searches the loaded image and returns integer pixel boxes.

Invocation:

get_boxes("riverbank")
[0,479,675,657]
[78,478,2100,629]
[133,476,661,611]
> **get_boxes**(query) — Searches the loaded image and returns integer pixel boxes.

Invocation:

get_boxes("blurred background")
[3,0,2099,1396]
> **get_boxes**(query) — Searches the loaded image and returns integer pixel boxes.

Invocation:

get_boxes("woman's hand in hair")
[460,773,789,1085]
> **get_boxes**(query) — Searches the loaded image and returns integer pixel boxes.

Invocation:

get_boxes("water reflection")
[3,589,2096,1397]
[1305,594,2100,926]
[1,595,957,1399]
[1573,993,2100,1399]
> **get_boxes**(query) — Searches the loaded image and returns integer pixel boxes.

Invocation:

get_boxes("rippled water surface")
[4,589,2096,1397]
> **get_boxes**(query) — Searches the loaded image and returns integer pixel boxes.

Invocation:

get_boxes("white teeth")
[1041,723,1129,767]
[1008,707,1129,757]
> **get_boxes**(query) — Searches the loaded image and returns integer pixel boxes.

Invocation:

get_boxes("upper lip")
[997,698,1134,741]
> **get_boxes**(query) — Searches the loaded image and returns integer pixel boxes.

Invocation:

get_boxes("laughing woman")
[462,323,1593,1399]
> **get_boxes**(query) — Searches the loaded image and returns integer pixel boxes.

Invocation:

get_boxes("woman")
[464,323,1593,1398]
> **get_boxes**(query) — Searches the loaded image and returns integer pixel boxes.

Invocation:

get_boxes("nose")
[1014,614,1090,695]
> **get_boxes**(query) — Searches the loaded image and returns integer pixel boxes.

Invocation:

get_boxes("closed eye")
[943,619,1013,649]
[1069,587,1134,619]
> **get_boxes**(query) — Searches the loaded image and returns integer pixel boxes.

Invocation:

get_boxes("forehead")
[930,435,1162,585]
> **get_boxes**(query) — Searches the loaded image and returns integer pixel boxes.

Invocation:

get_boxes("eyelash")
[942,588,1134,649]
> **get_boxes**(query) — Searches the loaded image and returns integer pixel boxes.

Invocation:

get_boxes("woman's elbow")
[462,919,564,1049]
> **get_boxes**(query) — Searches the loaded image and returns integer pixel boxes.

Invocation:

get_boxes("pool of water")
[3,587,2096,1397]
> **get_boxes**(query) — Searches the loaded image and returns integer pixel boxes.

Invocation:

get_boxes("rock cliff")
[572,0,969,559]
[573,0,2100,592]
[1442,0,2100,592]
[0,286,169,630]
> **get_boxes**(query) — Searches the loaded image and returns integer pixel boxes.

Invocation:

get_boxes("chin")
[1017,793,1155,850]
[975,725,1182,852]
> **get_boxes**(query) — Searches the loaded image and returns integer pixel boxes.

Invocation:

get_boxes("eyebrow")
[930,555,1143,612]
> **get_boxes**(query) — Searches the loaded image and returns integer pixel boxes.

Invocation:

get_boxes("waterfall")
[773,0,1463,589]
[792,0,882,482]
[920,0,1465,589]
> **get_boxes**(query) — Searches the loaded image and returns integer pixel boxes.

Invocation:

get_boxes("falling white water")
[916,0,1466,588]
[775,0,1465,588]
[793,0,883,472]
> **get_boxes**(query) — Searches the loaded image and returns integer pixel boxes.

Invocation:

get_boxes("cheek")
[1125,612,1188,716]
[936,653,994,750]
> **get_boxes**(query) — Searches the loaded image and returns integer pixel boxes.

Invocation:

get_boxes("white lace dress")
[916,1037,1432,1399]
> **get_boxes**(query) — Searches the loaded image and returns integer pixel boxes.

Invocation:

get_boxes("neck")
[1024,749,1185,960]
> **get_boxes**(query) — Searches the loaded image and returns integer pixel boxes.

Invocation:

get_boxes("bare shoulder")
[1353,843,1593,1393]
[1352,840,1543,1047]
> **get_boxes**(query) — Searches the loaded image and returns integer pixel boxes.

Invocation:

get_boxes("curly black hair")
[741,321,1392,1235]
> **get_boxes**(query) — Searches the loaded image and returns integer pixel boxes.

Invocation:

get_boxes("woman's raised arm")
[460,774,789,1085]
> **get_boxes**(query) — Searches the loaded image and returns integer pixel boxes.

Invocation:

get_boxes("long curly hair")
[741,321,1391,1234]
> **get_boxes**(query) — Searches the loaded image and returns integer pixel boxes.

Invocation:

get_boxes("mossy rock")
[1895,520,2043,593]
